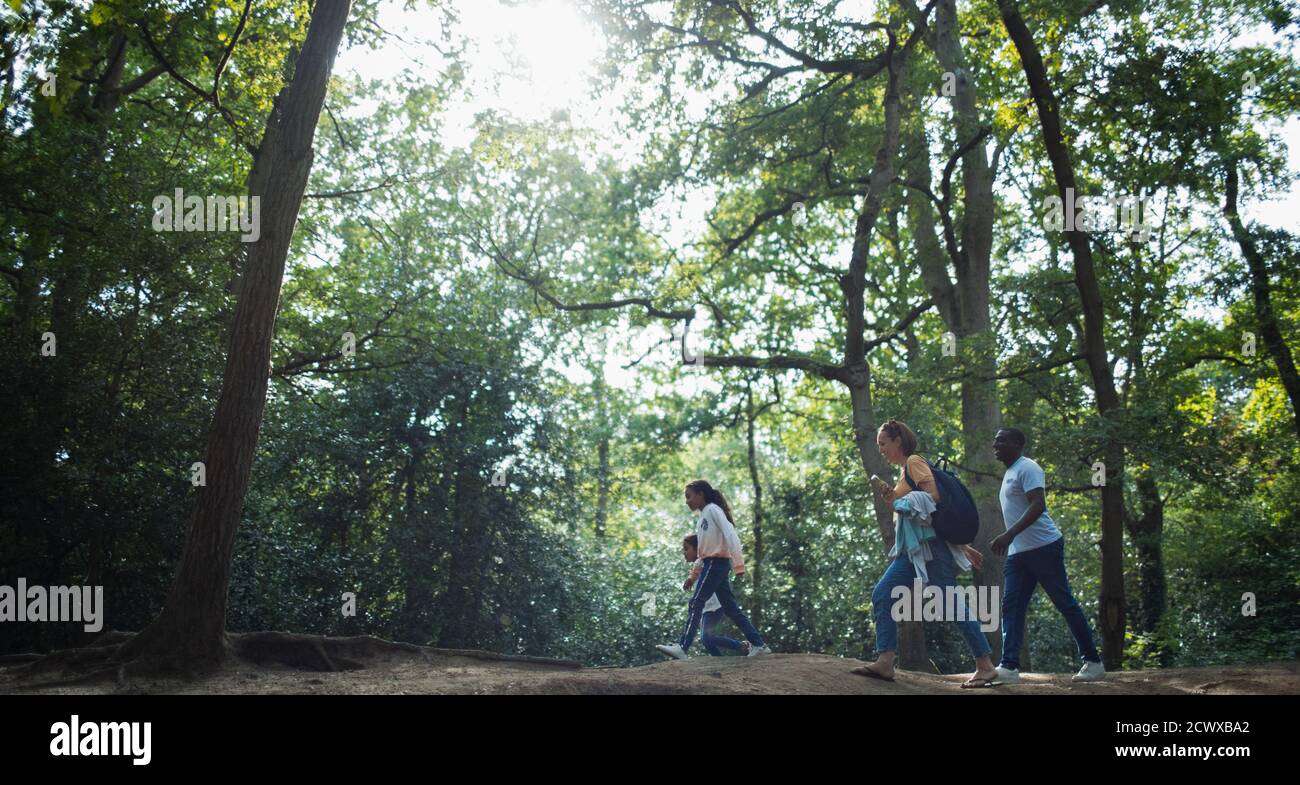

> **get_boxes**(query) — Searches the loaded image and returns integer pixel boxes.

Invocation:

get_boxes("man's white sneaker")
[655,643,688,660]
[993,665,1020,685]
[1073,660,1106,682]
[746,645,772,657]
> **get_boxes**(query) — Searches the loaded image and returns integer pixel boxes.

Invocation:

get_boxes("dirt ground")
[3,639,1297,695]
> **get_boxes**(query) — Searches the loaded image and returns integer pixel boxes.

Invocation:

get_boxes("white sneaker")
[993,665,1020,684]
[655,643,688,660]
[746,645,772,657]
[1073,660,1105,682]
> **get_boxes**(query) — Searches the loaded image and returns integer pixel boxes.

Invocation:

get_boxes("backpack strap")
[907,455,949,512]
[903,454,923,492]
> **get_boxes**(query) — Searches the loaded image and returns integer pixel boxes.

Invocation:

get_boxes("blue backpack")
[903,456,980,545]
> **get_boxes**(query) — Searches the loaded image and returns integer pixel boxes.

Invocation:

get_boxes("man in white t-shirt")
[991,427,1104,684]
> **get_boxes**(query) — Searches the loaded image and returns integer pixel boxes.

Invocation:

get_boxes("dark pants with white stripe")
[679,557,764,651]
[702,610,743,656]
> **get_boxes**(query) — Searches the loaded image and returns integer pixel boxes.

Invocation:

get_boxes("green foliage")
[0,0,1296,674]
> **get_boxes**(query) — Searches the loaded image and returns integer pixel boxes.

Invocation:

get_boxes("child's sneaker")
[739,641,752,656]
[746,644,772,657]
[993,665,1020,685]
[655,643,688,660]
[1073,660,1105,682]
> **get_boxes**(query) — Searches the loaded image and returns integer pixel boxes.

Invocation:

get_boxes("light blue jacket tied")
[887,490,973,582]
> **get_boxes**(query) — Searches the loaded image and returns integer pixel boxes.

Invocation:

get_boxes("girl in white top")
[655,479,771,660]
[681,534,750,655]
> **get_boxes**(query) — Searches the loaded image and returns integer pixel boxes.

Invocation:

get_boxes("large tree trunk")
[901,0,1006,659]
[437,459,484,649]
[1223,161,1300,437]
[839,42,931,671]
[998,0,1126,669]
[592,368,610,537]
[1,25,168,654]
[746,383,764,629]
[23,29,136,618]
[847,372,927,669]
[1127,469,1169,665]
[596,437,609,537]
[395,429,436,644]
[115,0,353,670]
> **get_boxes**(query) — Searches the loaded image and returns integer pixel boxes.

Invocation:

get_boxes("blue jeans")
[701,610,743,656]
[680,557,764,651]
[1000,536,1100,669]
[871,540,992,659]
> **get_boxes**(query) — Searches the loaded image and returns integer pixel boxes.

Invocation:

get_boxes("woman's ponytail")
[686,479,735,524]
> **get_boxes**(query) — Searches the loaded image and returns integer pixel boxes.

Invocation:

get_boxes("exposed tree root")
[88,630,136,647]
[228,632,584,671]
[1,629,586,691]
[0,653,45,665]
[5,639,121,679]
[233,632,366,672]
[3,631,130,689]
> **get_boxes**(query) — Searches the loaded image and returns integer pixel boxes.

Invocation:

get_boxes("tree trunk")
[998,0,1126,669]
[1223,161,1300,437]
[1127,469,1169,665]
[593,364,610,537]
[396,431,435,644]
[437,459,482,649]
[26,30,133,601]
[902,0,1006,661]
[746,383,764,629]
[838,43,930,671]
[596,437,609,537]
[115,0,353,670]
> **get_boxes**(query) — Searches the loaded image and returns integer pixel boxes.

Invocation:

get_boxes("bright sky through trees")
[332,0,1298,393]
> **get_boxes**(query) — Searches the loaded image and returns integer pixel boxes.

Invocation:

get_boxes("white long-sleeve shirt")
[689,502,746,581]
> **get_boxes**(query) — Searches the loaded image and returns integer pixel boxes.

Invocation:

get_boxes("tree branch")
[691,351,845,381]
[939,353,1086,384]
[212,0,253,108]
[137,21,257,156]
[863,297,934,353]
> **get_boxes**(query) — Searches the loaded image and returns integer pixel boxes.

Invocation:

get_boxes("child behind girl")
[681,534,750,656]
[656,479,770,660]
